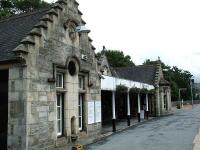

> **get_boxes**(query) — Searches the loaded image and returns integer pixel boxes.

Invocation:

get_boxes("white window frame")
[56,73,64,88]
[78,94,83,130]
[57,93,63,136]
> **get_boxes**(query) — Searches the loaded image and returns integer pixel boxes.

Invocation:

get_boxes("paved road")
[88,105,200,150]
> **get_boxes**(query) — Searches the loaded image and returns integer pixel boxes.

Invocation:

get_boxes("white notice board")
[140,110,145,119]
[95,101,101,123]
[88,102,95,124]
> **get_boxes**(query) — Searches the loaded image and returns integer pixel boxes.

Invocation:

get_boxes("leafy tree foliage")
[97,50,134,67]
[143,59,193,101]
[0,0,49,18]
[0,1,12,17]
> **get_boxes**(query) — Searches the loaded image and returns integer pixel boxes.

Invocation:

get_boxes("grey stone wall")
[8,66,27,150]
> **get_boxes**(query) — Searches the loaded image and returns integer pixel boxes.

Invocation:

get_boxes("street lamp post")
[178,88,187,108]
[190,79,194,108]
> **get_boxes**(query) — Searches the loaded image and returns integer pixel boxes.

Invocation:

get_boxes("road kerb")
[193,128,200,150]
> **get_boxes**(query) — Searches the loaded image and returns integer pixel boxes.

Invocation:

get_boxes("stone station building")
[98,54,172,131]
[0,0,171,149]
[0,0,101,149]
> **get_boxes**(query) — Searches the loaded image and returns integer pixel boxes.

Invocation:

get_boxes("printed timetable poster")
[88,101,102,124]
[88,101,95,124]
[95,101,101,123]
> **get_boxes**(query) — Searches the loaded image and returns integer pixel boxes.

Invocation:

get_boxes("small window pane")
[78,96,81,105]
[57,95,61,106]
[57,108,61,119]
[56,75,59,87]
[57,93,63,136]
[57,121,61,132]
[79,76,84,89]
[79,117,82,128]
[79,94,83,130]
[56,73,64,88]
[78,106,82,116]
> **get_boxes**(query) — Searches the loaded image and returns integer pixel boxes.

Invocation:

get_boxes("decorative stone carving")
[68,22,77,42]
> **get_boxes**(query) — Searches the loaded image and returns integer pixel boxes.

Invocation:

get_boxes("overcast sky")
[45,0,200,82]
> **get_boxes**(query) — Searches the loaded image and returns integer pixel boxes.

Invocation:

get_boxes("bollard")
[127,115,131,126]
[146,111,149,120]
[77,144,83,150]
[112,119,116,132]
[72,144,83,150]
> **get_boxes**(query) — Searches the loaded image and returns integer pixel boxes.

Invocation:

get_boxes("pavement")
[63,117,155,150]
[87,105,200,150]
[193,128,200,150]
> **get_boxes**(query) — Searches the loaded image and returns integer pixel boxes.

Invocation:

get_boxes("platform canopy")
[101,75,154,91]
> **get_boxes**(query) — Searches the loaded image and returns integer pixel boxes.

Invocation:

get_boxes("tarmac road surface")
[88,105,200,150]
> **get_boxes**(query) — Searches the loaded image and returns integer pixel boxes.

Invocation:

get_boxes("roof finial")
[103,45,106,51]
[102,45,106,54]
[157,56,162,66]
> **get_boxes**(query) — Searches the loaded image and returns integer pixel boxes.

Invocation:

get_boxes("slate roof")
[112,65,157,85]
[0,8,49,62]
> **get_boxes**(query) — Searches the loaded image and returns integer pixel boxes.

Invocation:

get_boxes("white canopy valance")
[101,75,154,91]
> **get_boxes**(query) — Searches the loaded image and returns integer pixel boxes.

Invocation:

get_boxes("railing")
[171,100,200,107]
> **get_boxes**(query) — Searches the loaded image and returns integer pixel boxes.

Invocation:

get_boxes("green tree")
[97,50,134,67]
[143,59,193,101]
[0,1,12,17]
[0,0,49,18]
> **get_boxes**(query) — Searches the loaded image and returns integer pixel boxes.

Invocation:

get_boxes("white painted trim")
[112,91,116,119]
[146,94,149,111]
[79,94,83,130]
[101,75,154,91]
[56,73,64,88]
[56,93,63,136]
[138,93,141,113]
[127,92,130,116]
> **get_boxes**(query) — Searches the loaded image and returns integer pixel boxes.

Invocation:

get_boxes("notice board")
[88,101,102,124]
